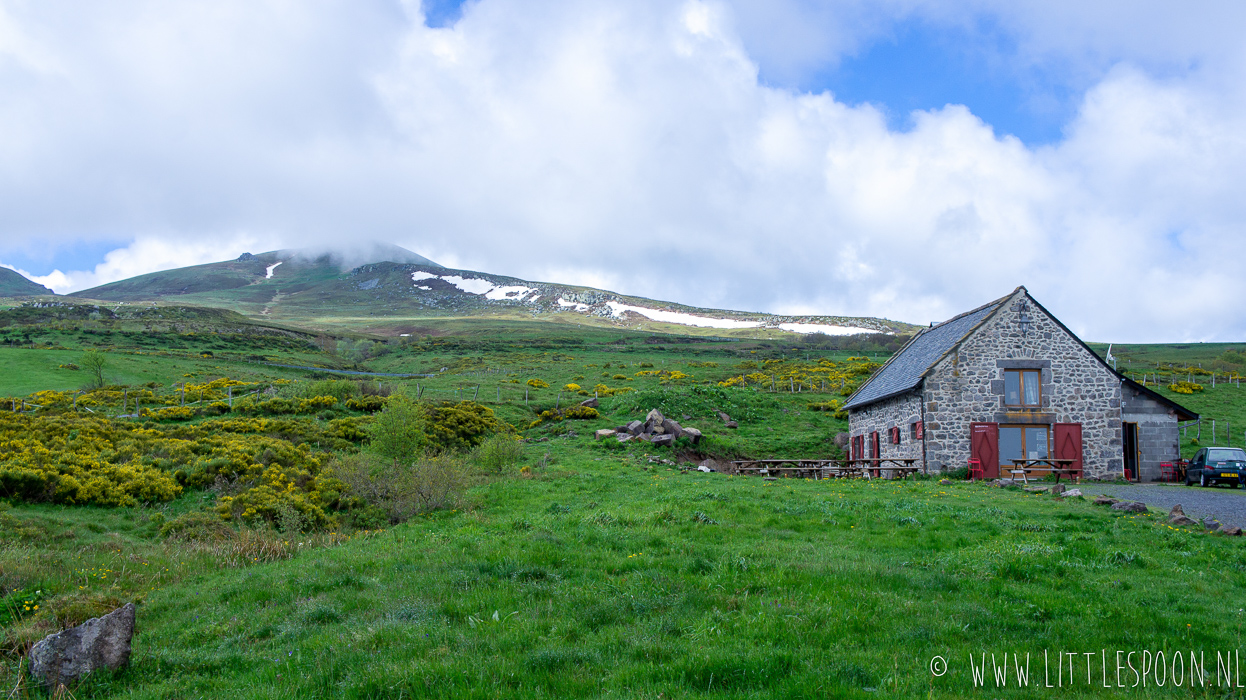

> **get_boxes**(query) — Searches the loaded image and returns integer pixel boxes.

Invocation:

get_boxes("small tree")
[80,350,107,388]
[369,394,427,467]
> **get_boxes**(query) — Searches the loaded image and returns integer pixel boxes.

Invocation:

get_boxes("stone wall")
[1122,384,1181,482]
[921,289,1123,478]
[846,391,924,462]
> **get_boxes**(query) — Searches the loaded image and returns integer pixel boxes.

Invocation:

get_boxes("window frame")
[1003,369,1042,407]
[998,424,1051,466]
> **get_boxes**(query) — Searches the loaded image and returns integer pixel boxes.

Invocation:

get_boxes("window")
[911,421,923,440]
[1004,370,1041,406]
[999,425,1049,466]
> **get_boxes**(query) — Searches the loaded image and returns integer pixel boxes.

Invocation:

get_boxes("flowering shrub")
[425,401,511,451]
[150,406,197,422]
[526,378,549,389]
[0,411,368,524]
[563,406,599,420]
[345,395,387,412]
[563,383,581,392]
[1168,381,1204,394]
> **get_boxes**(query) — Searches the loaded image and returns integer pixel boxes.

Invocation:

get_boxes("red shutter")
[890,426,900,444]
[915,421,924,440]
[970,423,999,479]
[1053,423,1083,477]
[870,431,880,459]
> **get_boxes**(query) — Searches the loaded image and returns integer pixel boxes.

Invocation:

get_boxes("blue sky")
[0,0,1243,341]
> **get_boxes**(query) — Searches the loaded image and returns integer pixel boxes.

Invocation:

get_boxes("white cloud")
[7,235,269,294]
[0,1,1243,340]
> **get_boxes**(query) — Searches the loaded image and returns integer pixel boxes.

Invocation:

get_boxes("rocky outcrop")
[29,603,135,689]
[594,409,702,446]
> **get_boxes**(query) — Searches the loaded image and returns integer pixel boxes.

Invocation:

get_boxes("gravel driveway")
[1078,483,1246,530]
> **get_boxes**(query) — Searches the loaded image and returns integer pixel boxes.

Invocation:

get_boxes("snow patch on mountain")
[411,270,534,300]
[605,302,763,329]
[777,322,864,335]
[557,298,590,312]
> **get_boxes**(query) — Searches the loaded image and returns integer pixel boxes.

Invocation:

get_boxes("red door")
[1053,423,1083,478]
[970,423,999,479]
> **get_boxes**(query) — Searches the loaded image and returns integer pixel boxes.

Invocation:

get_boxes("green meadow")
[2,304,1245,697]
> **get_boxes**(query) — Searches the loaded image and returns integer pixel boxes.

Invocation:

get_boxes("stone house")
[843,287,1197,481]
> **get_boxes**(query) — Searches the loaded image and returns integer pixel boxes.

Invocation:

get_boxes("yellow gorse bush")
[0,411,367,525]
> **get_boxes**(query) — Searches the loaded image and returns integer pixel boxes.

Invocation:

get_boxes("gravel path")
[1078,483,1246,529]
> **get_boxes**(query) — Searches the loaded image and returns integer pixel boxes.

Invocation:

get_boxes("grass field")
[5,454,1246,698]
[3,305,1246,697]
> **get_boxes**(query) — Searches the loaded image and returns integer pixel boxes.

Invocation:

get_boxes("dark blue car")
[1185,447,1246,488]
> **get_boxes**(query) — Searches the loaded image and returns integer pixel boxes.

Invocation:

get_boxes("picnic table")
[1009,458,1080,483]
[729,458,920,480]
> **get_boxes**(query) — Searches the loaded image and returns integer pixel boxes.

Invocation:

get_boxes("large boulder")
[625,420,644,435]
[579,398,599,409]
[681,427,702,444]
[29,603,135,689]
[662,418,683,437]
[645,408,665,425]
[1110,501,1148,513]
[649,434,675,447]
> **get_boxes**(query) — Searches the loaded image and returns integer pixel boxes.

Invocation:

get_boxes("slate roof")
[843,298,1005,410]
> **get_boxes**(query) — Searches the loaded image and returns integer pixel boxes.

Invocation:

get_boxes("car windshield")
[1207,448,1246,462]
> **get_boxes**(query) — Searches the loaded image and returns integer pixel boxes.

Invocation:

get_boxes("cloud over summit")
[0,0,1243,341]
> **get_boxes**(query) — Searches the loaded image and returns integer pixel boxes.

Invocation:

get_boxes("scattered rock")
[662,418,683,436]
[30,603,135,689]
[696,465,712,473]
[1050,484,1066,495]
[1203,518,1221,532]
[594,429,616,441]
[649,434,675,447]
[579,398,599,409]
[725,421,739,429]
[681,427,703,444]
[1169,504,1186,517]
[1221,526,1242,536]
[939,479,952,486]
[698,459,719,471]
[645,408,665,425]
[625,420,644,435]
[1024,486,1049,493]
[1110,501,1147,513]
[1169,515,1199,527]
[1057,488,1082,498]
[1093,496,1119,506]
[716,411,731,422]
[616,434,633,443]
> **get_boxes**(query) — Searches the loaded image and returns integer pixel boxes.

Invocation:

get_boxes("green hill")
[69,247,917,340]
[0,267,53,297]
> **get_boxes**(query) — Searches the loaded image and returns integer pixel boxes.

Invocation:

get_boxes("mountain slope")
[71,249,917,337]
[0,267,54,296]
[70,244,440,302]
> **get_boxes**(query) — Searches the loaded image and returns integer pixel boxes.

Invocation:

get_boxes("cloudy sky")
[1,0,1243,341]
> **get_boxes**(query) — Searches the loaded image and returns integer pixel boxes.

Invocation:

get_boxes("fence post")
[228,385,233,409]
[473,385,479,401]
